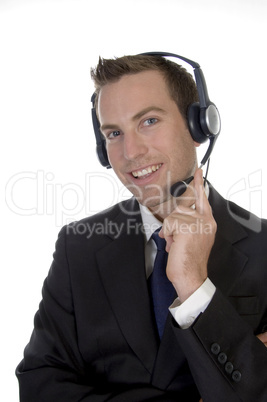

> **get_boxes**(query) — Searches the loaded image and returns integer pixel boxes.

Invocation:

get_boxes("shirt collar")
[139,203,162,244]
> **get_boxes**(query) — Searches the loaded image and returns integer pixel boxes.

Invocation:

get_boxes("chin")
[139,191,171,209]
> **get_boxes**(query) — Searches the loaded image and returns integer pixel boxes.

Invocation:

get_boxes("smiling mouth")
[131,163,162,179]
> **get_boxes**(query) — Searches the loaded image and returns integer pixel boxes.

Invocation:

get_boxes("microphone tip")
[170,176,194,197]
[170,182,187,197]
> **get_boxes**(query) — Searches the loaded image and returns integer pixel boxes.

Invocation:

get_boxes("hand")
[257,331,267,347]
[159,168,217,302]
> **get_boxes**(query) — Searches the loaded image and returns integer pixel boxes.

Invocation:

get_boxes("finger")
[165,235,174,253]
[257,331,267,346]
[194,168,209,215]
[194,168,204,213]
[158,227,164,238]
[159,227,174,252]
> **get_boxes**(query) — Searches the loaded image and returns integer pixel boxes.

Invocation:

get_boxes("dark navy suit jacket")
[16,185,267,401]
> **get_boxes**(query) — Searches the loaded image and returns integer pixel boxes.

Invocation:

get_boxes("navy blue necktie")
[149,228,176,339]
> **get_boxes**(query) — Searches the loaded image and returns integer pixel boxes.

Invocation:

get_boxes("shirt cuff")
[169,278,216,329]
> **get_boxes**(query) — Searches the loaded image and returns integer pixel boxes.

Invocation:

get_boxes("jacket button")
[232,370,242,383]
[218,352,227,364]
[211,343,220,355]
[225,361,234,374]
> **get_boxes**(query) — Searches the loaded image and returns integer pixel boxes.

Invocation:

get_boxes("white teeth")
[132,164,162,178]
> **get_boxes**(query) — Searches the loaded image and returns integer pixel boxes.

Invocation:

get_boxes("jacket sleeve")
[172,289,267,402]
[15,226,113,402]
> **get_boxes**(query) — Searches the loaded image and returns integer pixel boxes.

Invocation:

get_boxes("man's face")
[98,70,198,212]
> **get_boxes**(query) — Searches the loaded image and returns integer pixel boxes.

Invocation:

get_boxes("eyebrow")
[132,106,167,121]
[100,106,167,133]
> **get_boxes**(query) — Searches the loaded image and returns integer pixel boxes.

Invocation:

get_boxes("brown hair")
[90,54,199,123]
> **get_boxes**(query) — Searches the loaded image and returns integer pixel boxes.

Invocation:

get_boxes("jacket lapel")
[96,198,158,374]
[207,185,249,294]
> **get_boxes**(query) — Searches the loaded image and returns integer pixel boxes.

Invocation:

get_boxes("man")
[16,54,267,401]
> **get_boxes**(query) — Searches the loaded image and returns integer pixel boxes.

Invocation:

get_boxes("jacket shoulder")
[69,197,139,227]
[209,183,267,237]
[58,197,141,247]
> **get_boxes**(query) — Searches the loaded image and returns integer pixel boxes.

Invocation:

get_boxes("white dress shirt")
[139,203,216,329]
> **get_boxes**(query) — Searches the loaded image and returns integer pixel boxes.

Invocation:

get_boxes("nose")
[123,131,149,161]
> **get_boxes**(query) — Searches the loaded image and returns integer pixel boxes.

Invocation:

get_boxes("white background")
[1,0,266,400]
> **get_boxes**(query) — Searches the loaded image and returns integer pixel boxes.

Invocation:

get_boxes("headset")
[91,51,221,196]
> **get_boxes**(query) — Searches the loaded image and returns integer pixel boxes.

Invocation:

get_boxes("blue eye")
[108,130,121,139]
[143,118,158,126]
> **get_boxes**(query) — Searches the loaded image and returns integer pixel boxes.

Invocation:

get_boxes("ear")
[194,141,201,147]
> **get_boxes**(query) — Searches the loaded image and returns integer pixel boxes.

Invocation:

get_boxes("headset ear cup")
[96,136,111,168]
[187,102,208,144]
